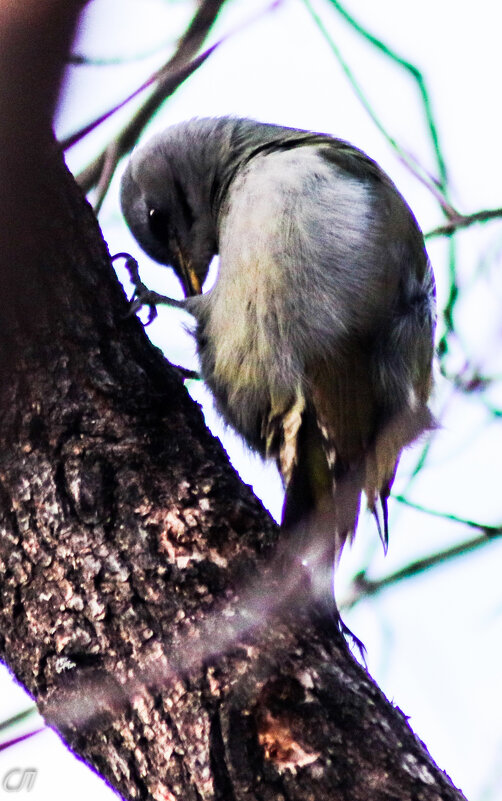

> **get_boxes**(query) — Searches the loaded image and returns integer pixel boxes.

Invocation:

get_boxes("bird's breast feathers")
[200,145,386,395]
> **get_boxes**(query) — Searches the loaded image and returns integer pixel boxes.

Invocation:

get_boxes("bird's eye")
[148,208,171,244]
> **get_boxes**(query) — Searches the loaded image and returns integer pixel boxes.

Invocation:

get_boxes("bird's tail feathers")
[364,401,436,543]
[281,396,435,566]
[280,403,364,564]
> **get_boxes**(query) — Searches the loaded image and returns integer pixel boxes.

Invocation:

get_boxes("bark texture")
[0,3,469,800]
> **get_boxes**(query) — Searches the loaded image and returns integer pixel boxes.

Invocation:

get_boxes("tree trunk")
[0,3,468,800]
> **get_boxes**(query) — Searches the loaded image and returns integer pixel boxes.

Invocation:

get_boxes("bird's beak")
[177,248,202,297]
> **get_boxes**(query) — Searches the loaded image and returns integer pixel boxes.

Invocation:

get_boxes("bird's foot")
[337,613,367,665]
[311,597,367,666]
[112,252,185,324]
[112,253,200,381]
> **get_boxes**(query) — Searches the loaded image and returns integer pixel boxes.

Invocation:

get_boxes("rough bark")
[0,3,468,800]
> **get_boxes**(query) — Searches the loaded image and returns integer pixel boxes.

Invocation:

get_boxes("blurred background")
[1,1,501,798]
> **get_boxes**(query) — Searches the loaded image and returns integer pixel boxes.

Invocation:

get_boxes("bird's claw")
[112,252,185,325]
[128,289,159,325]
[111,252,200,380]
[111,252,156,323]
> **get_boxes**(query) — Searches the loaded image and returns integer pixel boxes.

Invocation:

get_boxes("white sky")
[1,1,502,799]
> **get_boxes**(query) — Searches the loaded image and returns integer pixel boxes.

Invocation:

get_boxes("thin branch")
[325,0,448,191]
[426,207,502,239]
[301,2,416,171]
[344,531,499,608]
[0,729,44,753]
[343,498,502,608]
[302,0,456,213]
[394,494,502,534]
[398,149,458,218]
[61,52,214,151]
[74,0,227,206]
[0,706,38,733]
[68,38,175,66]
[74,0,283,211]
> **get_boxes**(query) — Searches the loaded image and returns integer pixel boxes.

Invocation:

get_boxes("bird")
[120,116,436,606]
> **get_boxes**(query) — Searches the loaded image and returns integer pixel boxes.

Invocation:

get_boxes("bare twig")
[394,494,502,534]
[73,0,283,212]
[0,729,44,753]
[343,497,502,608]
[398,149,458,218]
[325,0,448,191]
[426,207,502,238]
[68,38,175,67]
[0,706,38,733]
[74,0,227,209]
[302,0,455,212]
[344,529,500,608]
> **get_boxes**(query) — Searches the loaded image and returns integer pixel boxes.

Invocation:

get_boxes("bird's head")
[120,130,218,297]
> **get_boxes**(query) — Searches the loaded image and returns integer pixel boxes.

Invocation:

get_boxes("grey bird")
[120,116,436,597]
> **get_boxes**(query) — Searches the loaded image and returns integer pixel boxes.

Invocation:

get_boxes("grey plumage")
[120,116,436,565]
